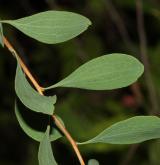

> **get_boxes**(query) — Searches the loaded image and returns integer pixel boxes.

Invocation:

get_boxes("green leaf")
[45,54,144,90]
[0,23,4,47]
[15,60,56,115]
[1,10,91,44]
[88,159,100,165]
[78,116,160,145]
[38,126,58,165]
[15,102,62,142]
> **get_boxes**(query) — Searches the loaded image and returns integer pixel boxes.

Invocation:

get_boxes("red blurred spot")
[122,95,137,108]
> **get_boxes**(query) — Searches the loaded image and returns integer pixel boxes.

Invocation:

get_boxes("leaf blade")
[38,126,58,165]
[1,11,91,44]
[78,116,160,145]
[45,54,144,90]
[15,60,56,115]
[15,103,62,142]
[88,159,100,165]
[0,23,4,47]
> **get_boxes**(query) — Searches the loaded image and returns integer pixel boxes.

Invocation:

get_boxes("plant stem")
[120,144,139,165]
[3,36,85,165]
[136,0,159,114]
[3,36,44,95]
[101,0,144,106]
[120,2,160,164]
[102,0,135,53]
[52,115,85,165]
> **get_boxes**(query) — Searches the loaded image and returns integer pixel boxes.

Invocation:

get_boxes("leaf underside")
[15,60,56,115]
[15,103,62,142]
[38,126,58,165]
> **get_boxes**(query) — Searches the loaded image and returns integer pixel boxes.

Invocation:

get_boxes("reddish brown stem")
[52,115,85,165]
[3,36,44,94]
[3,36,85,165]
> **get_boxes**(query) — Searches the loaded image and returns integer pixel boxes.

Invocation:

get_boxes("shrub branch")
[3,36,85,165]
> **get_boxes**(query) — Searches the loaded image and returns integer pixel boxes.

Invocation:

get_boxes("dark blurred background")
[0,0,160,164]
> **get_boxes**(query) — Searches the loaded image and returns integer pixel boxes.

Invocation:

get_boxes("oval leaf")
[38,126,58,165]
[88,159,100,165]
[78,116,160,145]
[15,60,56,115]
[1,11,91,44]
[15,103,63,142]
[45,54,144,90]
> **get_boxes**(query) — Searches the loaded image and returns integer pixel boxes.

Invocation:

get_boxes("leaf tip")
[88,159,99,165]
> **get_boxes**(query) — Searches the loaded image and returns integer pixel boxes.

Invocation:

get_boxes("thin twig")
[102,0,135,53]
[3,36,44,94]
[3,36,85,165]
[102,0,145,107]
[120,144,139,165]
[120,1,160,164]
[52,115,85,165]
[136,0,159,114]
[101,0,158,163]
